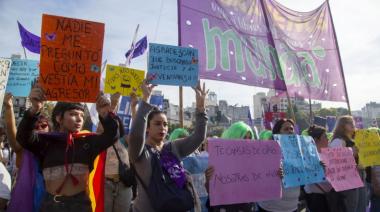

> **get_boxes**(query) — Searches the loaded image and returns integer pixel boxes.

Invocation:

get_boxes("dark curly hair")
[307,125,326,141]
[272,118,295,134]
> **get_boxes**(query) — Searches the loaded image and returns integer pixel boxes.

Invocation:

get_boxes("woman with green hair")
[221,121,254,140]
[259,130,273,140]
[169,128,190,141]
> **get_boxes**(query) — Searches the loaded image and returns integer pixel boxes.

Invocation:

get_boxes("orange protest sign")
[40,14,104,102]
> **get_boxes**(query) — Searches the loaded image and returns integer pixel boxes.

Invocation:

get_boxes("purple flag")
[7,151,35,212]
[354,116,364,129]
[247,109,253,126]
[178,0,347,102]
[125,36,147,60]
[314,116,327,128]
[326,116,337,132]
[17,21,40,54]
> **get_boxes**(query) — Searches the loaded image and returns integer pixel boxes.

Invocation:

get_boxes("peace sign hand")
[192,81,208,112]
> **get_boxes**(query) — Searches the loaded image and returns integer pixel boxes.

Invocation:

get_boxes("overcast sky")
[0,0,379,111]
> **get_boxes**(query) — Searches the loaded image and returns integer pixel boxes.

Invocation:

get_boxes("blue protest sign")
[148,43,198,86]
[6,59,39,97]
[183,152,209,212]
[117,96,132,135]
[149,95,164,110]
[274,134,325,188]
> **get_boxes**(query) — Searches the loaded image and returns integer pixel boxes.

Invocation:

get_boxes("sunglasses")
[35,123,48,130]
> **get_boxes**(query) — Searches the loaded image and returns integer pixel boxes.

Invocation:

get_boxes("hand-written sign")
[148,43,199,86]
[354,129,380,167]
[40,14,104,102]
[104,65,145,97]
[274,135,325,188]
[6,59,39,97]
[320,147,364,192]
[0,58,11,113]
[208,139,282,206]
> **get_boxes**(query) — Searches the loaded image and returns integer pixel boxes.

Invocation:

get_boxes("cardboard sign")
[320,147,364,192]
[0,58,11,113]
[208,139,282,206]
[104,65,145,97]
[355,129,380,167]
[40,14,104,102]
[148,43,198,86]
[6,59,39,97]
[275,135,325,188]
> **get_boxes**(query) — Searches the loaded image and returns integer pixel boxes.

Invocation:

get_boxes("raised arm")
[172,81,208,158]
[16,85,48,154]
[128,80,155,163]
[90,92,120,155]
[3,93,22,153]
[89,113,120,155]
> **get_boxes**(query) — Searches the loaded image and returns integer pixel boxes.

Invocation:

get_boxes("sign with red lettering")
[40,14,104,102]
[320,147,364,192]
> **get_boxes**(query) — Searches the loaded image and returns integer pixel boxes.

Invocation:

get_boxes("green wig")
[221,121,253,140]
[169,128,190,141]
[259,130,273,140]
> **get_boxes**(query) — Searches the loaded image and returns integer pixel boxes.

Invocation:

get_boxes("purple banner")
[17,21,40,54]
[179,0,347,102]
[354,116,364,129]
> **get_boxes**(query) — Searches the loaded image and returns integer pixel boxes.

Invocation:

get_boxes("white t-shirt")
[329,138,346,148]
[0,162,11,200]
[258,186,300,212]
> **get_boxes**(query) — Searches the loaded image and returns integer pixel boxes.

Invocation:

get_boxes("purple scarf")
[159,147,186,188]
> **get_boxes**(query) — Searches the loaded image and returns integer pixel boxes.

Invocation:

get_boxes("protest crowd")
[1,0,380,212]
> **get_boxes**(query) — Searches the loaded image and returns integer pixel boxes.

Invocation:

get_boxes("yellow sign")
[354,129,380,167]
[104,65,145,97]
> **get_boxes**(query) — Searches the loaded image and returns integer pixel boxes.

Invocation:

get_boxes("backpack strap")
[112,144,123,164]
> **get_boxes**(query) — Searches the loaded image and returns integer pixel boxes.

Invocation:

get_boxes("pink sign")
[208,139,282,206]
[320,147,364,192]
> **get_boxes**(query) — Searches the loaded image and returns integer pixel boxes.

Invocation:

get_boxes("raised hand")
[141,79,156,103]
[3,93,13,109]
[192,81,208,112]
[29,83,46,115]
[96,91,111,118]
[110,92,121,112]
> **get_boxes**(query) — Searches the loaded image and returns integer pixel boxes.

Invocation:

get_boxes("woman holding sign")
[128,80,208,212]
[329,116,367,212]
[257,119,301,212]
[304,125,332,212]
[16,85,120,212]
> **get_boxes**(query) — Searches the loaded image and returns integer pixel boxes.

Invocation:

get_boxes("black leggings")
[39,192,92,212]
[305,193,330,212]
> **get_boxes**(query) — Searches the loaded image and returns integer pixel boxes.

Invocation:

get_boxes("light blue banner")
[274,134,325,188]
[148,43,198,86]
[6,59,39,97]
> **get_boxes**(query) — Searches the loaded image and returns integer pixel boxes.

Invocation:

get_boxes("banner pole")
[23,47,28,59]
[178,0,184,127]
[327,0,352,115]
